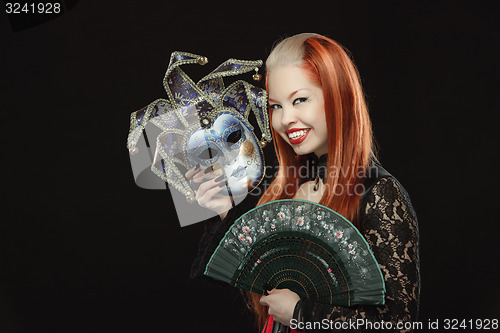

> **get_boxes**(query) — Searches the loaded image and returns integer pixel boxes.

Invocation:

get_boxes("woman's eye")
[269,104,281,111]
[293,97,308,105]
[227,129,242,146]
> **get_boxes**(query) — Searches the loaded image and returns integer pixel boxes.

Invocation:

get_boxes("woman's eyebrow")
[288,88,309,99]
[269,88,310,103]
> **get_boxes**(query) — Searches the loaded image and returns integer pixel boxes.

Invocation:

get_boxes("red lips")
[285,128,309,134]
[286,128,311,145]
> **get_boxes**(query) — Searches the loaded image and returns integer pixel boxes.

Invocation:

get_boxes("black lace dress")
[190,157,421,332]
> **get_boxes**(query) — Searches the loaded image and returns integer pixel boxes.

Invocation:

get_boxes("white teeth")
[287,129,310,140]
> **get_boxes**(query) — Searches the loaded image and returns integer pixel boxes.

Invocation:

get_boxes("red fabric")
[262,316,301,333]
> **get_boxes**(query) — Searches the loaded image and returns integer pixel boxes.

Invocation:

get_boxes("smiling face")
[268,65,328,157]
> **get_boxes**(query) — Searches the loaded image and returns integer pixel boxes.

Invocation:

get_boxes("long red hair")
[245,34,376,330]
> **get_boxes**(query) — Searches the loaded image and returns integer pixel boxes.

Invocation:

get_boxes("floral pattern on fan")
[226,202,369,270]
[205,199,386,306]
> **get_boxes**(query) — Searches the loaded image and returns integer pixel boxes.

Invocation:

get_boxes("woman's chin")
[291,145,313,156]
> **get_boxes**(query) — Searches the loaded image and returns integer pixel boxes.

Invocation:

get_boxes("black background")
[1,1,499,332]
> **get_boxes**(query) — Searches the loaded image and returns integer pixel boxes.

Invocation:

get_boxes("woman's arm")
[189,163,272,280]
[294,176,421,332]
[189,186,263,280]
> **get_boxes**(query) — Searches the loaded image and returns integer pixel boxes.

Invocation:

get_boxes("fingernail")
[214,175,226,182]
[217,182,226,188]
[194,164,200,171]
[203,166,213,174]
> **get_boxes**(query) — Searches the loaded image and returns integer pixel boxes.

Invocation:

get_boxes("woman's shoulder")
[360,161,418,225]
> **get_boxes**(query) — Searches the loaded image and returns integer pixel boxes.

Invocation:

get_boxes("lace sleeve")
[294,177,421,332]
[190,214,222,280]
[190,192,262,281]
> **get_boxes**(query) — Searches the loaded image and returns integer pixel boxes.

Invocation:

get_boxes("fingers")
[186,166,215,192]
[196,179,227,205]
[185,164,201,180]
[192,167,220,184]
[196,169,227,195]
[186,165,231,212]
[259,289,277,305]
[259,295,269,307]
[185,164,210,178]
[196,177,219,196]
[259,295,275,317]
[258,288,282,307]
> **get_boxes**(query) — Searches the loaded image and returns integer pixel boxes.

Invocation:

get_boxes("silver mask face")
[186,112,264,196]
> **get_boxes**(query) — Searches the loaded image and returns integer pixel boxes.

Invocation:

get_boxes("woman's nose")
[280,107,298,127]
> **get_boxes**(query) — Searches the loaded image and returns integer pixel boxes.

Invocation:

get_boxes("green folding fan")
[204,199,385,306]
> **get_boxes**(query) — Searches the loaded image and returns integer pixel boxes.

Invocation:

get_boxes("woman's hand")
[185,165,232,219]
[260,288,300,326]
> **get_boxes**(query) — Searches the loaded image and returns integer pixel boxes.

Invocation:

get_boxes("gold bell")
[197,56,208,65]
[252,68,262,81]
[129,146,139,155]
[186,192,196,203]
[200,117,210,127]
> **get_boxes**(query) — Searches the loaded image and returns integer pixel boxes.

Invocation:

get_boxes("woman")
[189,33,420,332]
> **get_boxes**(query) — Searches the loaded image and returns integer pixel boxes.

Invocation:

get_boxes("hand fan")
[204,199,385,306]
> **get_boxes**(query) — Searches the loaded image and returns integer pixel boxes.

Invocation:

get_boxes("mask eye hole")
[198,147,218,160]
[226,129,242,147]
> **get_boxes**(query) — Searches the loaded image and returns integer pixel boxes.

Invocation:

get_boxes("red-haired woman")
[189,33,420,332]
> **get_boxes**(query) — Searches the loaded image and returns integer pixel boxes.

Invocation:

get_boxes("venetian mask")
[186,112,264,196]
[127,51,271,202]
